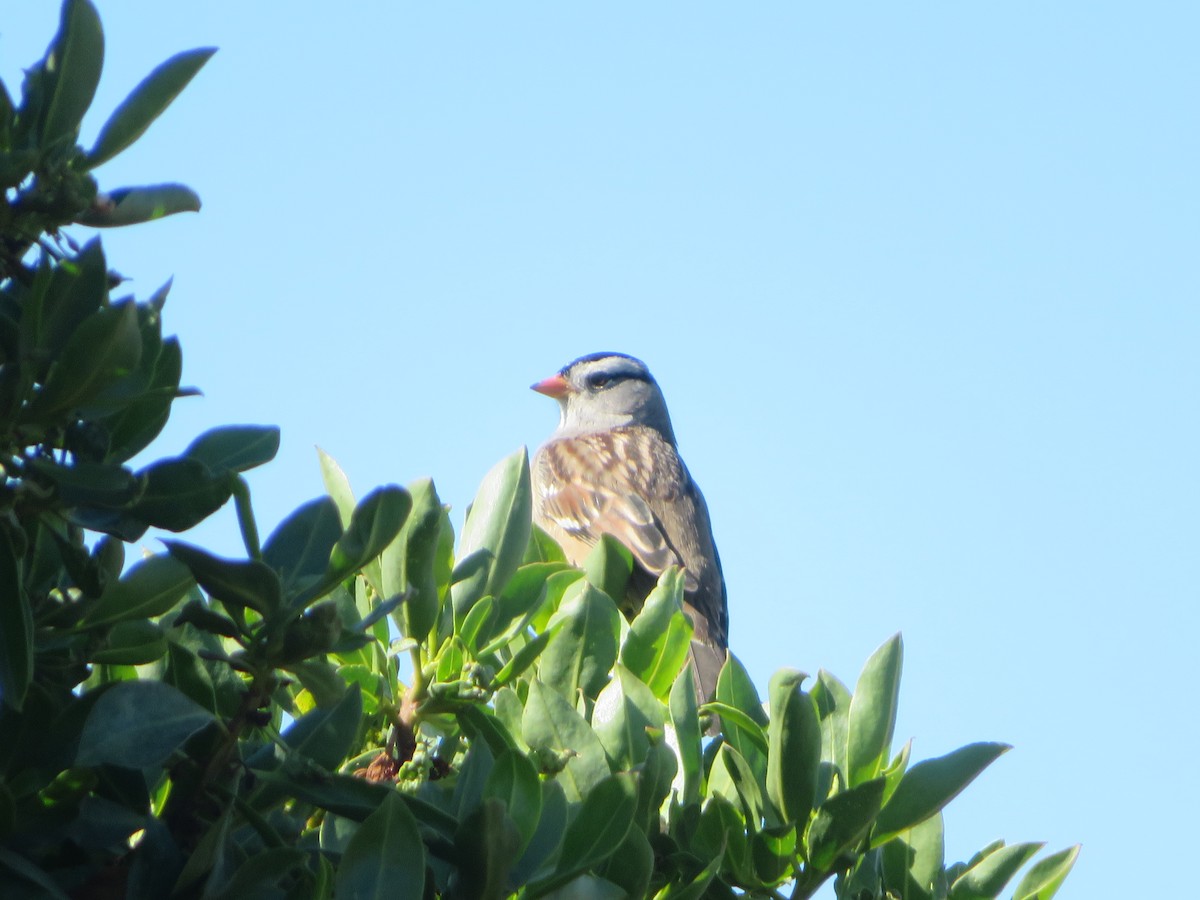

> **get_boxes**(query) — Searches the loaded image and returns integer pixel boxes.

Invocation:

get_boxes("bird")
[530,352,728,705]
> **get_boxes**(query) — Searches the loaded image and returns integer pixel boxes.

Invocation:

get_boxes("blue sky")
[5,3,1198,896]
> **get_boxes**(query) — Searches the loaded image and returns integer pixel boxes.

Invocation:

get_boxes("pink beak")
[531,373,571,398]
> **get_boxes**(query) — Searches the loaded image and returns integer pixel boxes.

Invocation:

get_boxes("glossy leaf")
[812,668,852,796]
[183,424,280,474]
[82,552,193,626]
[582,533,633,604]
[491,630,552,689]
[335,791,425,900]
[881,813,945,900]
[592,664,665,770]
[668,659,703,805]
[847,633,903,786]
[451,447,532,619]
[620,568,693,699]
[87,47,216,167]
[164,541,281,615]
[545,773,636,887]
[1011,845,1080,900]
[538,579,620,701]
[40,0,104,145]
[485,747,543,853]
[805,777,886,871]
[948,841,1044,900]
[872,742,1010,846]
[381,477,444,641]
[521,679,611,802]
[76,680,215,767]
[766,668,821,828]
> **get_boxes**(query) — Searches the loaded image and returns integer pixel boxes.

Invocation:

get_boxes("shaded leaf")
[87,47,216,167]
[806,777,886,871]
[184,424,279,474]
[582,533,632,603]
[129,457,233,531]
[82,552,192,626]
[77,680,215,767]
[335,791,425,900]
[164,541,280,614]
[0,529,33,710]
[262,496,342,595]
[40,0,104,145]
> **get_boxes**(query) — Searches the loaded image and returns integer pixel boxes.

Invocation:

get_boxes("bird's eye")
[586,373,612,390]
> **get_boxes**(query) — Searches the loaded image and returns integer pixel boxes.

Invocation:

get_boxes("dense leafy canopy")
[0,3,1078,898]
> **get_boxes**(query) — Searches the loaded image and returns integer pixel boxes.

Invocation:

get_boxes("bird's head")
[532,352,675,441]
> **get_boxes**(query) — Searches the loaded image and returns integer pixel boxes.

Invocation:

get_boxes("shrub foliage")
[0,3,1078,898]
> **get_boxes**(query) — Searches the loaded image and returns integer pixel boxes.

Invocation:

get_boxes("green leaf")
[805,777,886,871]
[592,665,665,770]
[871,742,1010,846]
[668,660,702,805]
[184,425,279,474]
[582,533,633,602]
[260,685,363,773]
[87,47,217,167]
[129,457,233,531]
[208,848,308,900]
[293,486,409,608]
[82,552,193,626]
[752,823,798,886]
[262,497,342,595]
[547,773,636,885]
[521,679,611,802]
[491,630,552,689]
[598,826,653,898]
[89,619,168,664]
[453,797,522,900]
[24,238,107,364]
[26,300,141,418]
[0,529,33,710]
[538,580,620,701]
[335,791,426,900]
[490,560,570,640]
[26,458,142,509]
[881,813,945,900]
[451,448,532,620]
[716,742,766,826]
[40,0,104,145]
[76,680,215,767]
[1010,845,1080,900]
[634,734,677,833]
[511,779,567,885]
[103,336,182,462]
[378,477,444,642]
[164,541,281,615]
[620,568,693,699]
[949,841,1044,900]
[812,668,851,797]
[485,747,543,853]
[766,668,821,828]
[847,633,903,786]
[75,183,202,227]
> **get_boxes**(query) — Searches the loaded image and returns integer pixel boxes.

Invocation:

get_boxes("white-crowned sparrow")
[531,352,728,703]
